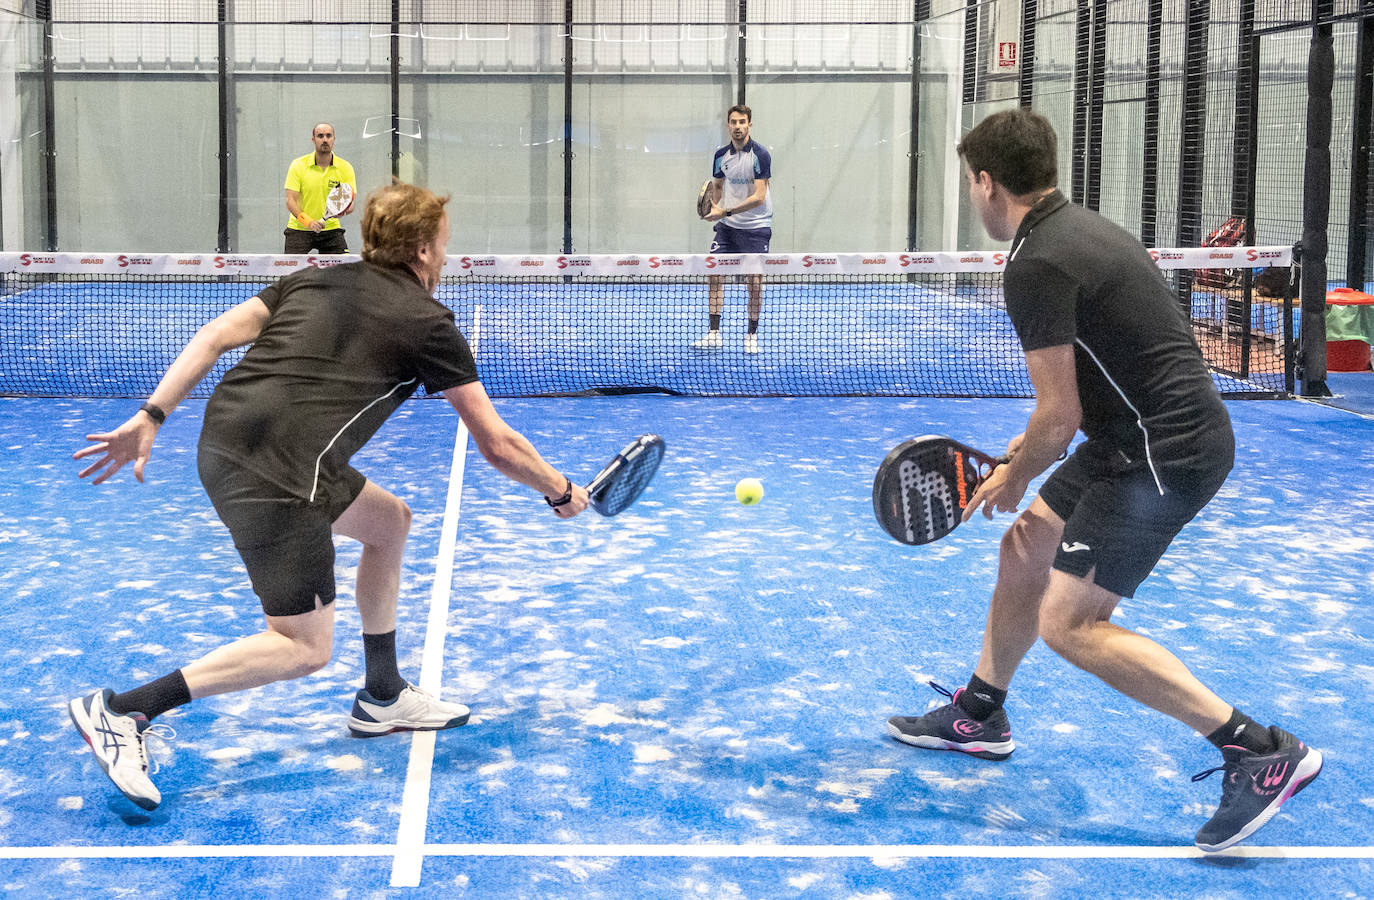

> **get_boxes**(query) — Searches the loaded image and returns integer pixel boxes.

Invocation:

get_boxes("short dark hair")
[361,180,450,268]
[956,109,1058,196]
[727,104,752,123]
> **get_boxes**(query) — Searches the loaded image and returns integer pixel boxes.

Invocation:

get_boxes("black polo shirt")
[1003,191,1234,491]
[199,261,478,504]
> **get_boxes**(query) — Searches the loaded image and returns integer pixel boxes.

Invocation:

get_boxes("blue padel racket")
[586,434,665,516]
[872,435,1006,545]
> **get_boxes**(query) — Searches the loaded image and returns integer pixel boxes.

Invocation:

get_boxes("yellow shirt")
[284,153,357,231]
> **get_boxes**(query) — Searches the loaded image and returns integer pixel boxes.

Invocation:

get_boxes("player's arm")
[74,297,272,484]
[729,177,770,216]
[963,343,1080,520]
[705,176,727,221]
[285,188,322,232]
[441,381,589,518]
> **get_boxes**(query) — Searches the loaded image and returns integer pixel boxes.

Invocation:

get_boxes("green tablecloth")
[1327,302,1374,343]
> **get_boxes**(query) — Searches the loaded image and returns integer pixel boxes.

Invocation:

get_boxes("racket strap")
[544,477,573,508]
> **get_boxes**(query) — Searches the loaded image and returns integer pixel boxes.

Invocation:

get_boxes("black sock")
[708,314,721,331]
[956,674,1006,721]
[363,631,407,702]
[108,670,191,721]
[747,319,759,335]
[1206,708,1274,754]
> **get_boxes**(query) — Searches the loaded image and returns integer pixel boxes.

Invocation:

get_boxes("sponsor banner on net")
[1148,245,1292,269]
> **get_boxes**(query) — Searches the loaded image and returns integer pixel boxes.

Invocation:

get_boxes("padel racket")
[586,434,665,516]
[323,181,355,219]
[872,435,1006,545]
[696,179,714,219]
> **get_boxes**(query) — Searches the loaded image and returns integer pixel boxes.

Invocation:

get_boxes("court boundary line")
[5,843,1373,861]
[387,411,472,887]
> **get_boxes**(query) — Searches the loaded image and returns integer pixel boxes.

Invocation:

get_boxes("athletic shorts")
[283,226,349,255]
[197,447,367,617]
[1037,441,1227,598]
[711,223,771,254]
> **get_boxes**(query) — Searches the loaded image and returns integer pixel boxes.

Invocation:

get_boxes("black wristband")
[544,477,573,508]
[139,402,167,425]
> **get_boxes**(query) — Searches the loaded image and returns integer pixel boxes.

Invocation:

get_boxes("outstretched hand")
[73,413,160,484]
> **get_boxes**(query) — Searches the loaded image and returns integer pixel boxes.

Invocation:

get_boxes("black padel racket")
[696,179,714,219]
[872,435,1006,545]
[586,434,665,516]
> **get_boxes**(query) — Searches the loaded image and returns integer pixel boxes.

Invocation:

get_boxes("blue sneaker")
[1192,725,1323,852]
[887,681,1014,761]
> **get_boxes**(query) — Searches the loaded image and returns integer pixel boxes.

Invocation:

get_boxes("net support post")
[38,0,57,251]
[1298,9,1336,396]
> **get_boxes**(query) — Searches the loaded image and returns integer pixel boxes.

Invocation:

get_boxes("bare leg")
[331,479,411,635]
[746,274,762,325]
[708,274,724,320]
[182,604,334,700]
[972,496,1062,689]
[1038,569,1233,735]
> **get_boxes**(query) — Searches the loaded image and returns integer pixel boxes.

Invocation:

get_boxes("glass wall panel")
[400,24,566,253]
[1,11,45,250]
[745,24,914,252]
[52,75,219,250]
[571,23,734,253]
[401,76,566,253]
[233,78,393,253]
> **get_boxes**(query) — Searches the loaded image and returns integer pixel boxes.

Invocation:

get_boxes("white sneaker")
[691,330,723,350]
[348,684,471,737]
[69,688,173,811]
[744,333,760,355]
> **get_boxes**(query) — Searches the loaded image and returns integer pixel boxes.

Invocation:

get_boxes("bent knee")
[293,639,333,677]
[1000,506,1061,573]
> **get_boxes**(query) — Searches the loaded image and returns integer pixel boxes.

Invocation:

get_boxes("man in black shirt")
[886,110,1320,852]
[70,182,589,811]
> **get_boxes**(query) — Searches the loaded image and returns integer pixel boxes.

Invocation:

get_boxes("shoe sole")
[886,721,1014,761]
[68,696,160,811]
[1195,747,1324,853]
[347,710,471,739]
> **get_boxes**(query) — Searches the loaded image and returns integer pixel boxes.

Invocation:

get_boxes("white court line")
[5,843,1374,861]
[389,305,483,886]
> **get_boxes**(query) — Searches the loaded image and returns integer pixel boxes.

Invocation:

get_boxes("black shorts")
[197,447,366,617]
[1037,441,1226,598]
[283,227,349,255]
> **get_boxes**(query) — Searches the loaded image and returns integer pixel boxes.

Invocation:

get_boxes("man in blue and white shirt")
[694,105,773,354]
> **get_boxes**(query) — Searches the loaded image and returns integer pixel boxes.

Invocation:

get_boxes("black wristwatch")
[544,478,573,508]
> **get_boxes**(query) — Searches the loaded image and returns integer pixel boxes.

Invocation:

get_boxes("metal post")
[1018,0,1037,108]
[1347,12,1373,288]
[563,0,574,254]
[38,0,56,251]
[907,0,930,251]
[1141,0,1161,244]
[217,0,233,251]
[391,0,401,178]
[737,0,748,107]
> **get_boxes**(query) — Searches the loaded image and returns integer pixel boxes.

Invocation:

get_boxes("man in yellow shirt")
[284,123,358,254]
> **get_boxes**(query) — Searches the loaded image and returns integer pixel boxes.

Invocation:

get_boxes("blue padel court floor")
[0,395,1370,898]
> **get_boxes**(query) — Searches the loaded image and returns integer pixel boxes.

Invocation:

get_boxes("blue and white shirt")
[712,139,773,230]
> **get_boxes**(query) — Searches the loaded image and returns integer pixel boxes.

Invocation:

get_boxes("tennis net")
[0,248,1293,399]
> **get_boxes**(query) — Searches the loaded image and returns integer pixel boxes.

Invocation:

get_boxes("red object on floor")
[1325,289,1374,372]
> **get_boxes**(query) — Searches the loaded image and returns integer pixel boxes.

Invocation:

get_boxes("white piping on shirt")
[1072,339,1166,495]
[309,378,418,502]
